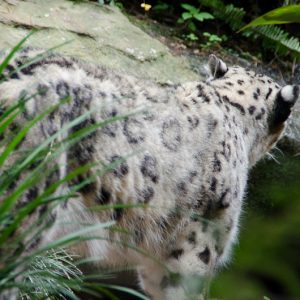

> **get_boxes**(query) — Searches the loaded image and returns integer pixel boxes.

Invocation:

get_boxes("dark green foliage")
[223,4,245,30]
[136,0,300,62]
[199,0,300,61]
[254,25,300,60]
[200,0,245,30]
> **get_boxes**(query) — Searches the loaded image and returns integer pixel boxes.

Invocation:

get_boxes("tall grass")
[0,33,147,300]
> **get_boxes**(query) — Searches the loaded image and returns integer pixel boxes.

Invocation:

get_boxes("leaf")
[177,17,185,24]
[254,25,300,58]
[153,3,169,12]
[181,3,196,12]
[194,12,214,22]
[182,12,192,20]
[186,33,199,41]
[240,4,300,31]
[201,0,225,10]
[188,21,197,32]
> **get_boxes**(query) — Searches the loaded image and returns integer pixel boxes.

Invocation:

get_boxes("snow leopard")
[0,47,298,300]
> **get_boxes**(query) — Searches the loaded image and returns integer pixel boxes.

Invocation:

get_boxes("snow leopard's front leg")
[137,218,235,300]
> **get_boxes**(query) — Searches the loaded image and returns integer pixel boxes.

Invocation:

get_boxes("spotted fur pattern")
[0,49,299,300]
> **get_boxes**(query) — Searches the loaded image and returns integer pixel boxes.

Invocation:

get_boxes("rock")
[286,64,300,149]
[285,101,300,151]
[0,0,199,84]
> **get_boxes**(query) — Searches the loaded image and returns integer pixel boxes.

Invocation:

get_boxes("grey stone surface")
[0,0,199,83]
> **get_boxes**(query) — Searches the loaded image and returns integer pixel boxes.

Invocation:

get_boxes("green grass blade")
[0,30,35,75]
[34,222,114,255]
[0,161,95,242]
[0,110,19,137]
[0,98,66,168]
[0,97,27,125]
[5,39,74,80]
[15,107,90,172]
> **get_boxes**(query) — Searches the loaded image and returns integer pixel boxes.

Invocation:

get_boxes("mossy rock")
[0,0,199,84]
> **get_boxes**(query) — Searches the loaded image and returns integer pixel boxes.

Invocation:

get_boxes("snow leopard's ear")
[208,54,228,79]
[269,84,299,131]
